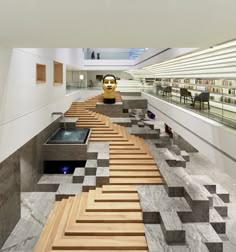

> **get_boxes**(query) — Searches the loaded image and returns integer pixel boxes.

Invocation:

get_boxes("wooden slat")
[102,185,137,193]
[65,223,145,236]
[110,160,156,165]
[110,171,161,178]
[110,154,153,160]
[94,188,139,202]
[110,177,164,185]
[86,190,141,212]
[109,165,158,171]
[50,250,148,252]
[52,236,148,250]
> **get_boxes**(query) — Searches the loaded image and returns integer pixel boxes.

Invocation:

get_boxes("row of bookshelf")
[169,90,236,105]
[155,78,236,87]
[155,81,236,95]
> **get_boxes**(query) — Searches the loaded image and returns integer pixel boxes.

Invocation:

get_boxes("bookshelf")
[154,78,236,112]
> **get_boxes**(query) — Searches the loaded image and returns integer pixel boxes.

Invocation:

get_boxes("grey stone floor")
[187,153,236,252]
[143,136,236,251]
[0,192,55,252]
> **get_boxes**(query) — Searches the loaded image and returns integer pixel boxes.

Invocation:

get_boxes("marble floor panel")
[37,174,73,184]
[0,192,55,252]
[145,224,209,252]
[186,153,236,252]
[144,137,236,251]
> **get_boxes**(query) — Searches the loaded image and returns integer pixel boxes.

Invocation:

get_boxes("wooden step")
[54,197,74,242]
[109,177,164,185]
[86,190,141,212]
[102,185,137,193]
[94,188,139,202]
[76,193,142,223]
[34,200,66,252]
[110,154,153,160]
[110,171,161,178]
[109,165,158,171]
[50,250,148,252]
[52,236,148,250]
[109,146,141,150]
[65,223,145,236]
[77,125,110,128]
[90,138,129,142]
[77,212,143,223]
[78,122,106,125]
[91,131,118,135]
[110,150,148,154]
[109,142,135,146]
[92,128,115,131]
[110,160,156,165]
[91,135,123,138]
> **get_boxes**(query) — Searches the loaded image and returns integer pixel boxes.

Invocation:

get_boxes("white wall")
[0,48,83,163]
[142,92,236,179]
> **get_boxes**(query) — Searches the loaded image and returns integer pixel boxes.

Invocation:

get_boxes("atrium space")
[1,1,236,252]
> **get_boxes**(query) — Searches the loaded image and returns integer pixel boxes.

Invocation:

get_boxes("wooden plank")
[110,171,161,178]
[77,212,143,223]
[52,236,148,250]
[102,185,137,193]
[109,165,158,171]
[54,198,74,241]
[109,146,141,150]
[110,154,153,160]
[50,250,148,252]
[94,188,139,202]
[110,150,148,154]
[66,196,81,230]
[109,142,135,146]
[34,200,65,252]
[65,223,145,236]
[86,191,141,212]
[76,193,142,223]
[110,177,164,185]
[91,135,123,138]
[90,138,129,142]
[110,160,156,165]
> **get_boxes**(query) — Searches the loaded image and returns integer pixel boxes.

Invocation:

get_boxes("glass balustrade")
[142,79,236,129]
[83,48,146,60]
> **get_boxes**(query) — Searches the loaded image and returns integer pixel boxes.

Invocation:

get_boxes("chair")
[193,92,210,110]
[162,86,172,96]
[155,85,164,94]
[180,88,193,103]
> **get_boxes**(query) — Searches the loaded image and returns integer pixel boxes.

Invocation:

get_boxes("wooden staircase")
[34,93,163,251]
[34,186,148,251]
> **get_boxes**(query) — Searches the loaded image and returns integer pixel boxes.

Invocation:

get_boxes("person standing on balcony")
[91,51,95,59]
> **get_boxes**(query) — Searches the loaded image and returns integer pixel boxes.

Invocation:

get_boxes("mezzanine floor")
[143,88,236,129]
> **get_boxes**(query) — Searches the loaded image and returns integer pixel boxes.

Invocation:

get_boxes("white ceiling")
[0,0,236,48]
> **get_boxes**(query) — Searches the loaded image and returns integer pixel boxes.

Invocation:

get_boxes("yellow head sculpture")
[102,74,117,104]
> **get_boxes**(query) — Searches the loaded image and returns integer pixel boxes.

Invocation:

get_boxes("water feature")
[46,128,90,144]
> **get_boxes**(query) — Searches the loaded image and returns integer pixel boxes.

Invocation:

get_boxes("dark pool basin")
[47,128,90,144]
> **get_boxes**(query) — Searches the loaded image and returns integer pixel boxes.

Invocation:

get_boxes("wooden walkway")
[34,92,163,251]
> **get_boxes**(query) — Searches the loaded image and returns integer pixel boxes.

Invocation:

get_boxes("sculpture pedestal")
[91,102,129,117]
